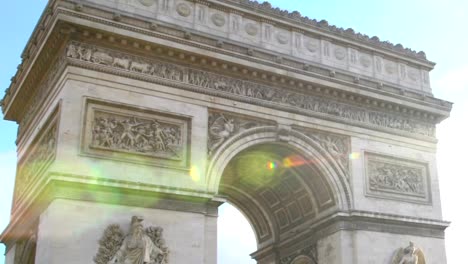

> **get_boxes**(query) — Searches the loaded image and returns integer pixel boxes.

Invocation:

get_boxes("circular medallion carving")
[211,13,226,27]
[176,3,192,17]
[385,62,397,74]
[245,23,259,36]
[138,0,156,7]
[305,40,319,53]
[359,55,372,68]
[334,47,346,60]
[276,32,289,45]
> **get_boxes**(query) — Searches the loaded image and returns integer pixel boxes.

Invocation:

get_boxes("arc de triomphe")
[0,0,452,263]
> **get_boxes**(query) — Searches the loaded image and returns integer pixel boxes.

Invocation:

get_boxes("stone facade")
[0,0,451,263]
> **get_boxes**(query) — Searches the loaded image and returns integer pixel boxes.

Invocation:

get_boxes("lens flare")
[190,166,201,182]
[283,155,307,168]
[267,161,277,170]
[349,152,361,160]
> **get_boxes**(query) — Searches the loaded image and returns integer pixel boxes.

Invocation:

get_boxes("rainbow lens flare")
[267,161,278,170]
[283,155,307,168]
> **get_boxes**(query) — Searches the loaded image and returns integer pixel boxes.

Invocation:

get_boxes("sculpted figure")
[118,118,142,148]
[208,114,235,153]
[392,242,425,264]
[107,216,166,264]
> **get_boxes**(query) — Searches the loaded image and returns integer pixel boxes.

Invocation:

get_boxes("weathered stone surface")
[0,0,451,263]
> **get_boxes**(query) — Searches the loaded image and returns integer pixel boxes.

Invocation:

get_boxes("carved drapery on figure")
[208,111,273,155]
[94,216,169,264]
[391,242,426,264]
[66,42,436,138]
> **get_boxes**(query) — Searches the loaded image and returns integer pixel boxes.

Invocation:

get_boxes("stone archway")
[0,0,451,263]
[208,126,352,263]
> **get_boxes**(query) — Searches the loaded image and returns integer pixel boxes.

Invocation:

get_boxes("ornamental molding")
[218,0,427,60]
[13,227,37,264]
[82,99,191,169]
[280,245,318,264]
[67,41,436,139]
[17,57,66,142]
[2,8,452,123]
[66,0,431,91]
[364,152,431,204]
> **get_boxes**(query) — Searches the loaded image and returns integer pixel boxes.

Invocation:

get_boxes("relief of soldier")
[369,163,424,195]
[91,114,182,157]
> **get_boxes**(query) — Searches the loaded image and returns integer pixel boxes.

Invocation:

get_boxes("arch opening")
[216,142,342,262]
[217,202,257,264]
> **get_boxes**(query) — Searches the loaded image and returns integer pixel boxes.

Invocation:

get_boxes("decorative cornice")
[1,174,218,247]
[221,0,429,61]
[251,209,448,260]
[2,3,453,122]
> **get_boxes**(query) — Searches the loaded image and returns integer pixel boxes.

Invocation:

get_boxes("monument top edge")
[60,0,432,64]
[2,0,448,119]
[214,0,430,62]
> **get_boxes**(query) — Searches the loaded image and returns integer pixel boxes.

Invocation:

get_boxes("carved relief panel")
[207,111,274,155]
[82,100,191,169]
[365,153,431,204]
[14,109,59,208]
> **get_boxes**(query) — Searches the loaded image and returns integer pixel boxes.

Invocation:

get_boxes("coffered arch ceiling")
[218,143,340,247]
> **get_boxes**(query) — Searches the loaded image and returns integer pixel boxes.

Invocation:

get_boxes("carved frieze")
[208,111,273,155]
[365,153,430,203]
[82,100,190,168]
[14,110,58,206]
[67,42,436,139]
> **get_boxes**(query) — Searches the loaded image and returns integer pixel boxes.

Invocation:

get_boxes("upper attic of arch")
[73,0,434,91]
[1,0,452,123]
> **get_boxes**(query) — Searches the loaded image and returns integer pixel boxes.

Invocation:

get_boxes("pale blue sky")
[1,1,467,263]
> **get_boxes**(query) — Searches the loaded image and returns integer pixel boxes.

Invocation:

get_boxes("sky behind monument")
[0,1,467,263]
